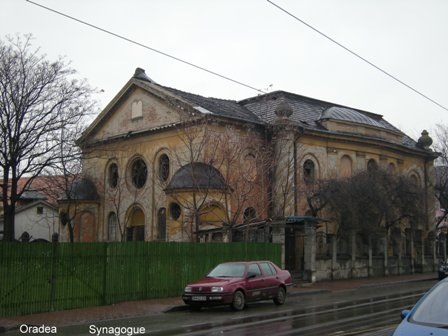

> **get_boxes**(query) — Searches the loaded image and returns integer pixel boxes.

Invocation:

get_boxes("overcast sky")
[2,0,447,139]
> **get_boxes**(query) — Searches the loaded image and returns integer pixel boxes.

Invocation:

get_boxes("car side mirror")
[401,310,410,320]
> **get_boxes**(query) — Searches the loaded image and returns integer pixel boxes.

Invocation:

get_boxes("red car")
[182,261,293,311]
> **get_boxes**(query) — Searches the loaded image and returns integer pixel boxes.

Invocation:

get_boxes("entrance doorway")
[127,207,145,241]
[285,226,305,275]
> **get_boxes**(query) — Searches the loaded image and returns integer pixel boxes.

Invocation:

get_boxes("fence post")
[49,233,59,311]
[102,243,109,305]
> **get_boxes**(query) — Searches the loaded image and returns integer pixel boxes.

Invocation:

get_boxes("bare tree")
[156,117,272,242]
[38,118,87,242]
[307,168,426,239]
[212,126,269,241]
[167,117,222,242]
[105,168,128,242]
[104,150,150,242]
[271,141,296,218]
[0,35,96,241]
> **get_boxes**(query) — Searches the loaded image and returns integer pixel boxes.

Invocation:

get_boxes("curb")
[163,305,190,313]
[359,276,438,289]
[289,289,331,297]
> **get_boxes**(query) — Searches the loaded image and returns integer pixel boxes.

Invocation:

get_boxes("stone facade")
[65,68,440,279]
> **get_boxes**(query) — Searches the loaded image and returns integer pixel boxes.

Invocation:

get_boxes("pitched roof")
[20,189,47,201]
[239,91,326,127]
[82,68,420,151]
[239,91,417,148]
[159,85,263,124]
[16,176,66,206]
[78,73,263,145]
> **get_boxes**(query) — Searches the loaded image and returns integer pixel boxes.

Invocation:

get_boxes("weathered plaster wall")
[90,87,185,143]
[81,89,269,242]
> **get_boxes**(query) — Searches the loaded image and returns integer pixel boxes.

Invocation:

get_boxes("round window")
[170,203,181,220]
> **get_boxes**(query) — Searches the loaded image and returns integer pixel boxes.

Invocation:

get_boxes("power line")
[267,0,448,113]
[26,0,266,95]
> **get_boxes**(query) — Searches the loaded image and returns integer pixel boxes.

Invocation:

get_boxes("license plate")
[192,296,207,301]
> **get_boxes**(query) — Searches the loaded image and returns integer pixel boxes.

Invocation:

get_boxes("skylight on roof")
[194,106,213,114]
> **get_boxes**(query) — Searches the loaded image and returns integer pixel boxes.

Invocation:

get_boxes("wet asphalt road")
[156,289,424,336]
[5,279,436,336]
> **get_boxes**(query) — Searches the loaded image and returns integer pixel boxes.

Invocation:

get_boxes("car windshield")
[410,281,448,326]
[207,263,246,278]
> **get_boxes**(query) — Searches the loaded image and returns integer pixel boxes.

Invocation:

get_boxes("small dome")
[165,163,228,192]
[321,107,384,128]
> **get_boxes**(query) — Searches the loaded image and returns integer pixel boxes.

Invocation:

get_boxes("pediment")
[78,79,195,146]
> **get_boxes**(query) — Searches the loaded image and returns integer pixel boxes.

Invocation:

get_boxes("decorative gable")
[79,78,194,146]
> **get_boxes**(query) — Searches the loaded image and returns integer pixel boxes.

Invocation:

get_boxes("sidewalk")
[0,273,437,333]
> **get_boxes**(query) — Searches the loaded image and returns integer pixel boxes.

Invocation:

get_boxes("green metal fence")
[0,241,281,317]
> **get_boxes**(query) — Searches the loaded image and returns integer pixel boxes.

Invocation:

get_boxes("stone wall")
[314,254,438,282]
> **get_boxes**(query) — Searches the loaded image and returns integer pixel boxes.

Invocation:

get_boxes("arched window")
[410,174,420,187]
[108,163,119,188]
[367,159,378,172]
[131,157,147,188]
[158,154,170,182]
[303,159,315,184]
[127,207,145,241]
[157,208,166,241]
[108,212,118,241]
[243,207,257,222]
[340,155,352,178]
[243,152,257,181]
[388,163,396,174]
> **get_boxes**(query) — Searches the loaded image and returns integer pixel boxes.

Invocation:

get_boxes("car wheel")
[273,286,286,305]
[231,290,245,311]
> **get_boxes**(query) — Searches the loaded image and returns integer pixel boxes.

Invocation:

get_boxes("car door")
[259,262,279,298]
[245,263,265,301]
